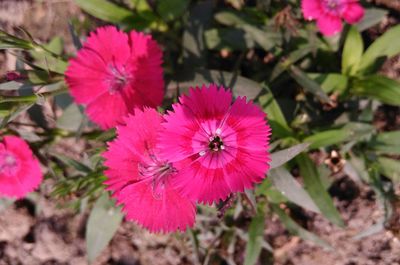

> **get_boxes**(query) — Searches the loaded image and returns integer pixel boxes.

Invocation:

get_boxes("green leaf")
[86,193,123,264]
[370,131,400,155]
[270,45,313,81]
[172,69,262,100]
[352,75,400,106]
[182,1,213,68]
[358,25,400,74]
[378,157,400,183]
[0,29,34,50]
[271,204,332,249]
[214,11,281,51]
[342,26,363,75]
[296,154,344,227]
[56,103,84,132]
[256,179,288,204]
[270,167,320,213]
[53,154,93,174]
[157,0,189,21]
[270,143,309,169]
[204,28,251,51]
[308,73,348,94]
[258,87,293,138]
[244,204,265,265]
[289,65,332,104]
[304,122,374,149]
[356,8,388,32]
[74,0,134,23]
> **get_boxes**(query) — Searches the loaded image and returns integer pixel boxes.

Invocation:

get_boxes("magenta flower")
[0,136,43,198]
[159,85,271,204]
[103,108,196,233]
[65,26,164,130]
[302,0,364,36]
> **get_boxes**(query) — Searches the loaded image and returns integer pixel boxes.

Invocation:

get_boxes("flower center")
[105,65,132,94]
[322,0,341,12]
[0,151,19,176]
[138,155,176,200]
[208,135,224,152]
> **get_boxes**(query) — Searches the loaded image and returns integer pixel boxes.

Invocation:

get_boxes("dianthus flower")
[0,136,43,198]
[302,0,364,36]
[159,85,271,204]
[65,26,164,130]
[103,108,196,233]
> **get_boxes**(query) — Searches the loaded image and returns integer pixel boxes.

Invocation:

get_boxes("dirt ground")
[1,1,400,265]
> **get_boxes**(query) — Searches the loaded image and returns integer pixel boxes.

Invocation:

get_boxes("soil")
[0,1,400,265]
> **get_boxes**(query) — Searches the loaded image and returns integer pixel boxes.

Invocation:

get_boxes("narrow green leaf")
[356,8,388,32]
[258,87,293,138]
[271,204,332,249]
[0,29,34,50]
[270,45,313,81]
[358,25,400,74]
[352,75,400,106]
[204,28,252,51]
[307,73,348,94]
[370,131,400,155]
[53,154,93,174]
[270,167,320,213]
[378,157,400,183]
[86,193,123,264]
[157,0,189,21]
[244,204,265,265]
[296,154,344,227]
[74,0,134,23]
[270,143,309,169]
[182,0,213,68]
[342,26,363,75]
[289,65,332,104]
[56,103,84,132]
[172,69,262,100]
[304,123,374,149]
[214,11,281,51]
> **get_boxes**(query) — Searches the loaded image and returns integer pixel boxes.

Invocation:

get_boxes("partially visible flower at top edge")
[158,84,271,205]
[301,0,365,36]
[65,26,164,130]
[102,108,196,233]
[5,71,23,81]
[0,136,43,198]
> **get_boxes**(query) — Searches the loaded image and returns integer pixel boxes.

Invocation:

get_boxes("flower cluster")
[301,0,364,36]
[66,26,271,233]
[102,85,271,233]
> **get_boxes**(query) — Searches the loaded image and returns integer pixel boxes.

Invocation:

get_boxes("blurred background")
[0,0,400,264]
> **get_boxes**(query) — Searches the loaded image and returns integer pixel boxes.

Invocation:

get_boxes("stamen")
[0,151,19,175]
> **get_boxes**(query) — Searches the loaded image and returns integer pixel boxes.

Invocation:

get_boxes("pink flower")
[65,26,164,130]
[102,108,196,233]
[0,136,43,198]
[302,0,364,36]
[159,85,271,204]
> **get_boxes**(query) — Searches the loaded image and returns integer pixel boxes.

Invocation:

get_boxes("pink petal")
[317,14,343,36]
[341,3,364,24]
[116,180,195,233]
[102,108,196,233]
[301,0,323,20]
